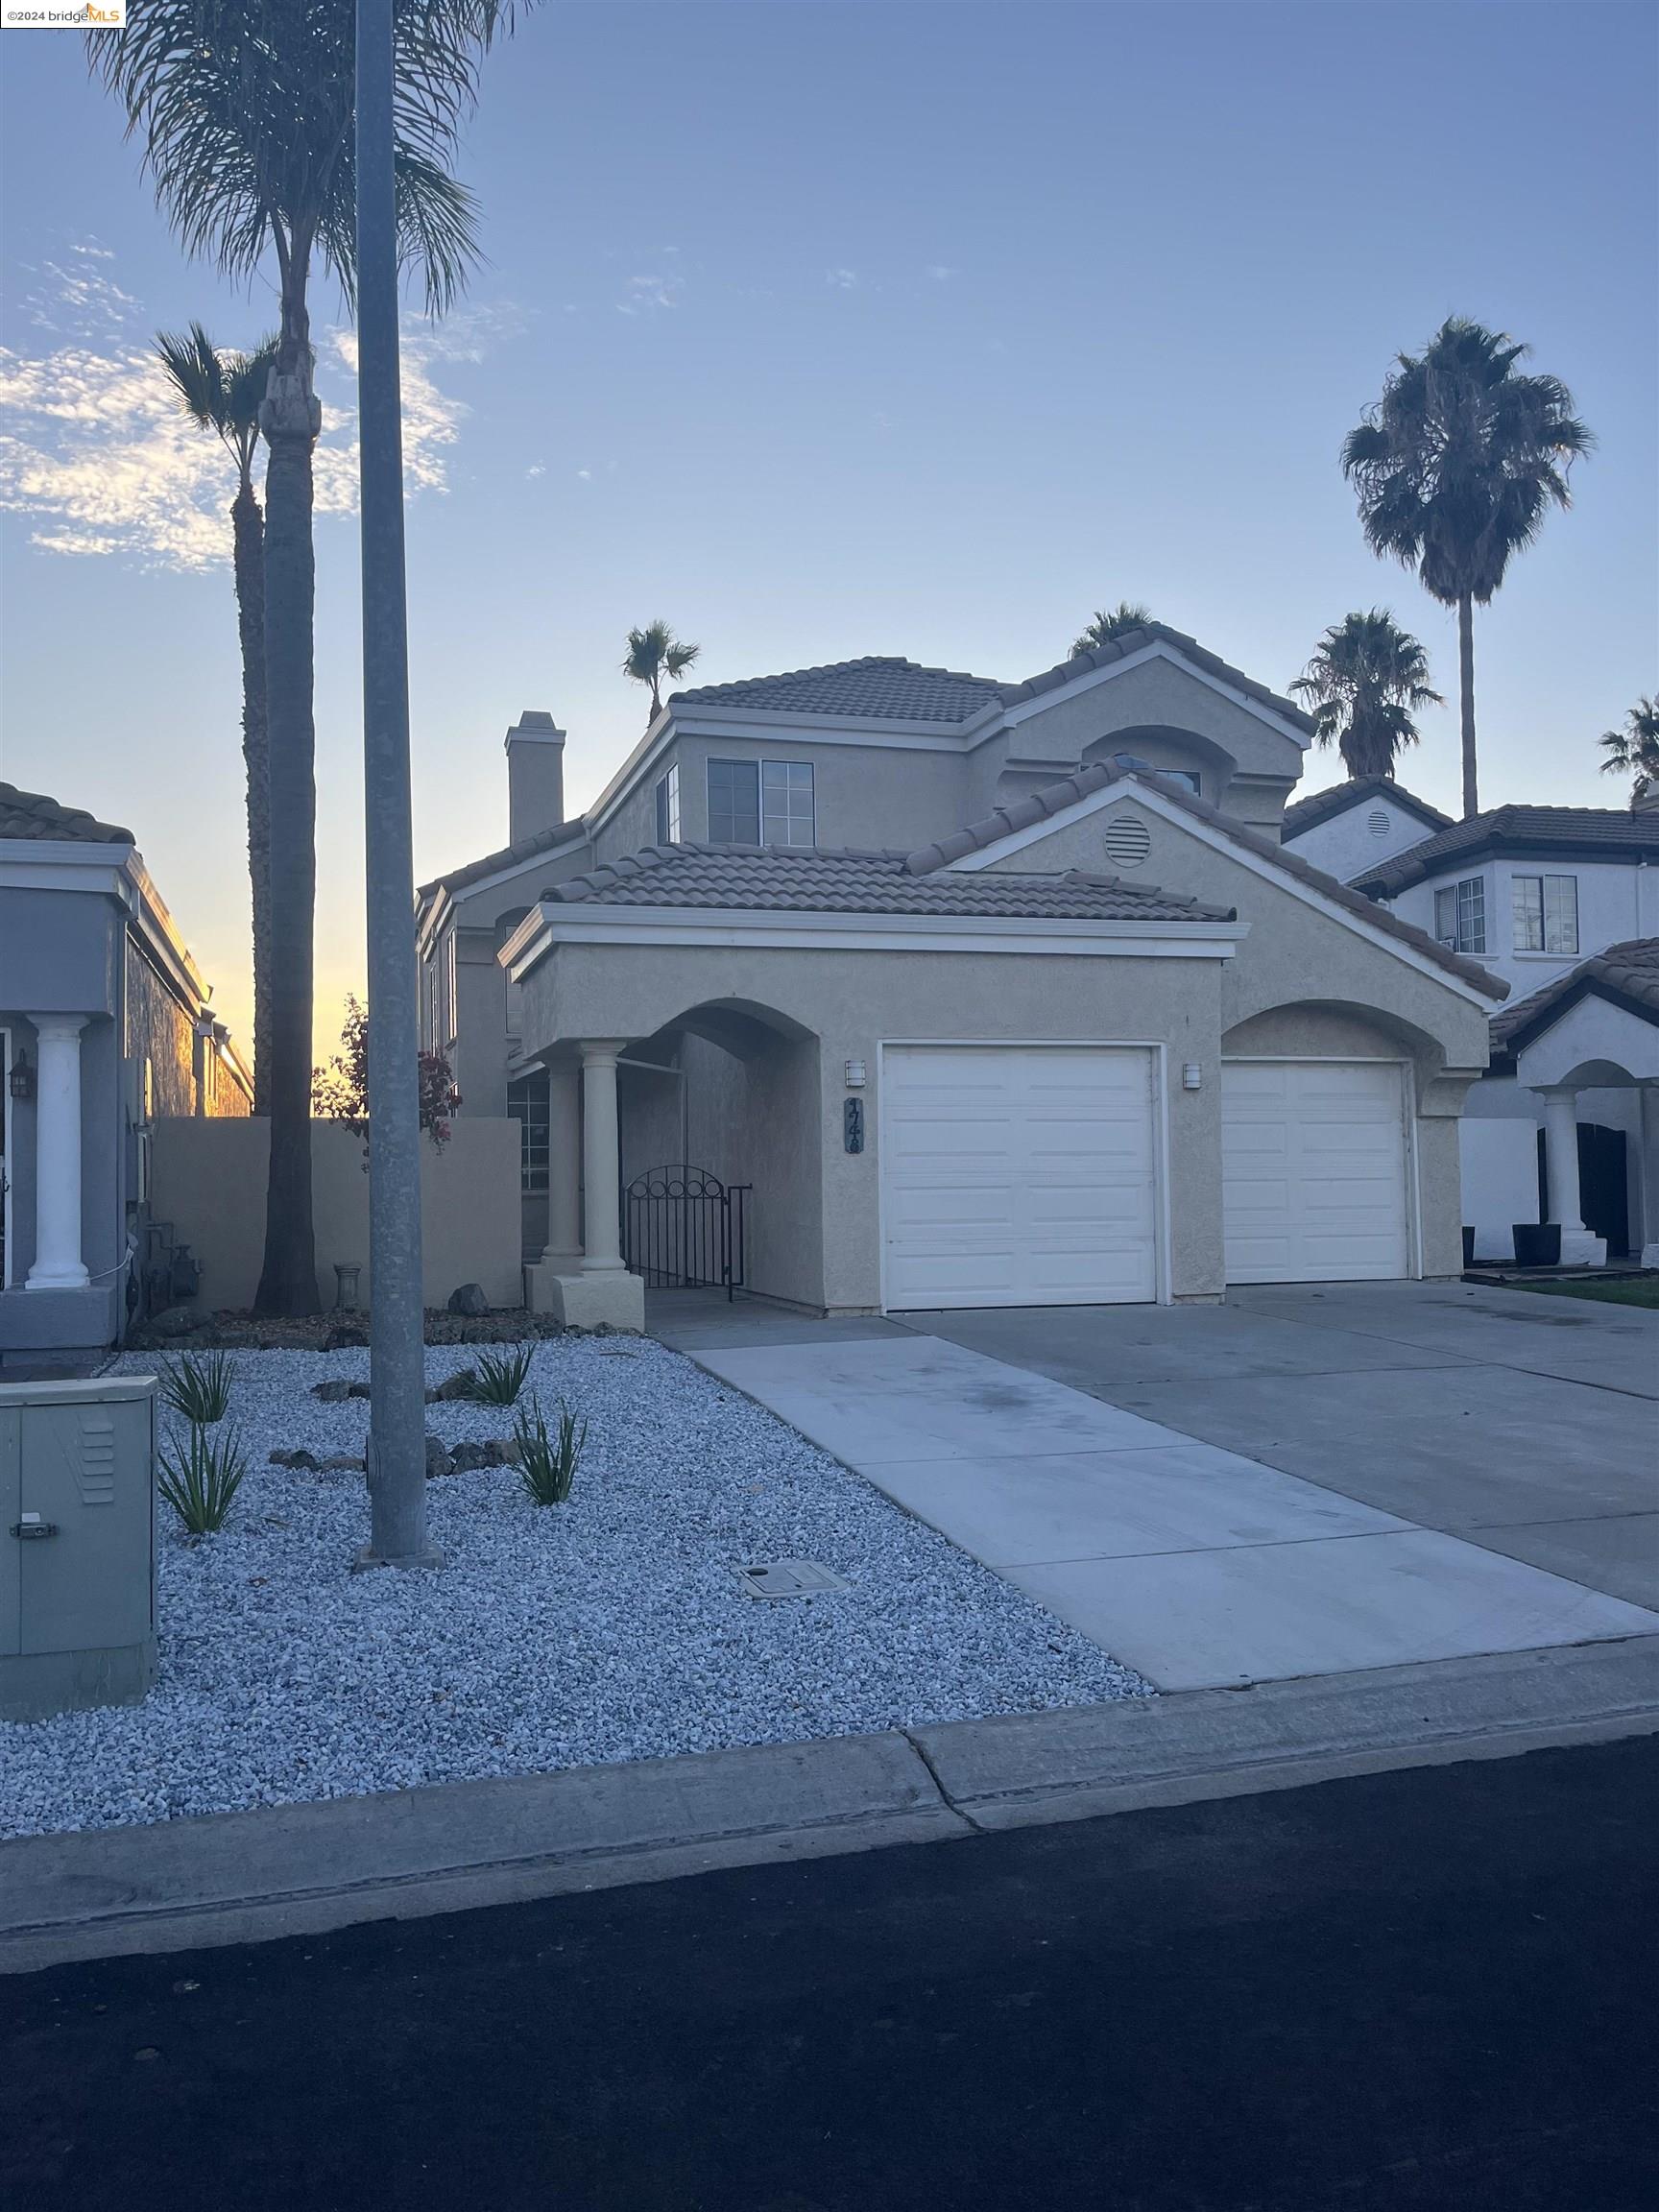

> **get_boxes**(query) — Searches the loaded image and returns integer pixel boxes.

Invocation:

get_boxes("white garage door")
[881,1046,1159,1310]
[1222,1059,1410,1284]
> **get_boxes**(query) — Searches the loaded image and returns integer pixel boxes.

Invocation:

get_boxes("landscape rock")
[310,1380,352,1404]
[424,1434,455,1479]
[431,1369,478,1403]
[446,1284,490,1317]
[323,1325,369,1352]
[150,1306,201,1338]
[320,1454,366,1474]
[269,1448,323,1472]
[447,1440,494,1473]
[348,1382,373,1400]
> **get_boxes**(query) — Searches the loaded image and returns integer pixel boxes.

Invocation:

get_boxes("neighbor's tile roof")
[1352,805,1659,896]
[670,657,1005,724]
[541,841,1236,924]
[903,757,1508,998]
[998,622,1317,735]
[418,819,589,903]
[1488,937,1659,1064]
[1281,775,1453,840]
[0,781,133,844]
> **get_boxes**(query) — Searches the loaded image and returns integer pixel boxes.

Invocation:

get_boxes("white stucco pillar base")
[1538,1087,1604,1266]
[26,1014,90,1291]
[1556,1227,1608,1267]
[526,1267,644,1331]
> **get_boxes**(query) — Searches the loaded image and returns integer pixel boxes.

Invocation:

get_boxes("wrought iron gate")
[622,1165,750,1298]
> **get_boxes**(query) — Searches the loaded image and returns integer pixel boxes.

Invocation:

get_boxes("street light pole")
[354,0,439,1569]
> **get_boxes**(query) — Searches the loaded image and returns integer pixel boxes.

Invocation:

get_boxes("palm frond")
[154,322,229,433]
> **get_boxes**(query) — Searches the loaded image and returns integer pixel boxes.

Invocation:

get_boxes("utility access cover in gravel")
[0,1338,1148,1838]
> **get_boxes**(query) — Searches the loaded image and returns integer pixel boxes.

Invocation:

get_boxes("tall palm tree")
[1341,317,1593,820]
[1290,611,1444,781]
[1072,601,1152,656]
[1599,696,1659,803]
[156,323,277,1116]
[96,2,517,1315]
[623,620,701,722]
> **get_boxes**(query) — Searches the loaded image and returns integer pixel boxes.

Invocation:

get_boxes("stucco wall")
[149,1117,522,1312]
[1384,855,1659,996]
[1283,795,1441,884]
[124,939,197,1118]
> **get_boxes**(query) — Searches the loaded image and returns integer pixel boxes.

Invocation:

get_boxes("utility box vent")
[733,1558,852,1600]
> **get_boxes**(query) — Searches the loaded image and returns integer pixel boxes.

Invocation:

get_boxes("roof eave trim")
[998,640,1314,749]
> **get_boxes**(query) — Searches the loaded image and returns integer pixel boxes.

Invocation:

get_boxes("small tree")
[1599,697,1659,804]
[623,619,700,721]
[313,995,461,1160]
[1290,611,1444,781]
[1072,602,1152,656]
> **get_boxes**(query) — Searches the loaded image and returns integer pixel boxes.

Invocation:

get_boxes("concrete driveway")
[671,1283,1659,1693]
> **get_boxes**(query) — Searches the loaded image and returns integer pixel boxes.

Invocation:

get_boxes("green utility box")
[0,1376,157,1722]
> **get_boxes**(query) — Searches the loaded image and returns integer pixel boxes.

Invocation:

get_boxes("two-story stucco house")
[1282,777,1659,1266]
[418,621,1508,1327]
[0,783,253,1374]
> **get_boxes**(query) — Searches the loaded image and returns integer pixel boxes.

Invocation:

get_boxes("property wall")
[149,1117,523,1313]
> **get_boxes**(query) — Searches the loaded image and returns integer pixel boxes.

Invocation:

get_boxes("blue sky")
[2,0,1655,1053]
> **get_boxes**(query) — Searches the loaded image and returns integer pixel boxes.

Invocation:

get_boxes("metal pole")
[354,0,438,1569]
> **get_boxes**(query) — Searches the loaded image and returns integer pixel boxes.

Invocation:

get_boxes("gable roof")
[1488,937,1659,1068]
[1352,805,1659,897]
[904,757,1507,998]
[671,657,1004,725]
[0,781,133,845]
[1281,775,1453,841]
[418,818,589,905]
[541,841,1235,924]
[998,622,1317,735]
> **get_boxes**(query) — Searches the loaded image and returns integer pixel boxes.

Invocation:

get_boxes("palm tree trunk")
[231,482,272,1118]
[253,264,322,1317]
[1457,591,1479,819]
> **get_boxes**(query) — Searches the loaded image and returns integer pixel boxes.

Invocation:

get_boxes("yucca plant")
[159,1349,235,1427]
[456,1344,534,1407]
[157,1423,249,1535]
[513,1395,587,1506]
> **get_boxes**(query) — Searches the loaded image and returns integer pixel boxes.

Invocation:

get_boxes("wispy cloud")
[0,257,515,574]
[616,273,684,316]
[826,268,858,290]
[925,264,953,283]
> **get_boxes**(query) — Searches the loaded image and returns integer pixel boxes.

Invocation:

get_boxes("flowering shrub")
[312,994,463,1157]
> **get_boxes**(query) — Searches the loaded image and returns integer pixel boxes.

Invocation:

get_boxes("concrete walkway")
[682,1285,1659,1692]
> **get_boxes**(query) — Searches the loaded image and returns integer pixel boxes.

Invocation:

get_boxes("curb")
[4,1636,1657,1974]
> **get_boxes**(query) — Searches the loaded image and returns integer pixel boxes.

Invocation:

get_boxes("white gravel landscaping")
[0,1337,1148,1838]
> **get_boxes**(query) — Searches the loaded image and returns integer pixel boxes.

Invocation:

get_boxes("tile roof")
[541,841,1236,924]
[0,781,133,844]
[1352,805,1659,896]
[1488,937,1659,1064]
[670,657,1005,724]
[997,622,1317,735]
[903,757,1508,998]
[418,819,589,903]
[1281,775,1453,840]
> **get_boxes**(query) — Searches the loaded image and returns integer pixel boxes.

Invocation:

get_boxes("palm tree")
[1599,697,1659,803]
[1289,611,1444,781]
[1072,601,1152,656]
[156,323,277,1116]
[95,2,517,1315]
[1341,317,1593,820]
[623,620,701,722]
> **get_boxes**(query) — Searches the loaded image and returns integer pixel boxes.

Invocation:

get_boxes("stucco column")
[540,1058,583,1271]
[1641,1086,1659,1269]
[579,1041,628,1272]
[1540,1087,1604,1267]
[26,1014,90,1291]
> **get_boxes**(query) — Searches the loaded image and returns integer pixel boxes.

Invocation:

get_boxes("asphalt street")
[5,1736,1656,2212]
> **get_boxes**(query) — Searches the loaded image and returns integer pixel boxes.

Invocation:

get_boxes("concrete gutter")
[4,1636,1657,1974]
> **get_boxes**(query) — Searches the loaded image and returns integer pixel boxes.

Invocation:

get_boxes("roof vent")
[1102,816,1152,870]
[1367,807,1390,837]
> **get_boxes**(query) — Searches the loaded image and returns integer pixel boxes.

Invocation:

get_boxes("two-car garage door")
[1221,1059,1410,1284]
[881,1046,1158,1310]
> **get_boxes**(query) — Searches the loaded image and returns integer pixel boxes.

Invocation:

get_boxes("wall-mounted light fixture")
[8,1049,33,1101]
[844,1058,867,1088]
[1182,1062,1202,1092]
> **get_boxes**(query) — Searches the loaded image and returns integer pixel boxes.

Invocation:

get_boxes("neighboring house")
[1343,800,1659,1264]
[422,622,1507,1324]
[0,784,252,1372]
[1280,775,1454,885]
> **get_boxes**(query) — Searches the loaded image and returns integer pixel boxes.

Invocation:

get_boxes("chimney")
[505,710,565,844]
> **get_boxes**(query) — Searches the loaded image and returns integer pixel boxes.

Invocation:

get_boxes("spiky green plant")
[157,1422,249,1534]
[513,1395,586,1505]
[456,1344,534,1407]
[159,1348,235,1426]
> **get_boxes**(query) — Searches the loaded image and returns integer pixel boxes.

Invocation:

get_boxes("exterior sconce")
[1182,1062,1202,1092]
[844,1058,867,1088]
[8,1050,33,1102]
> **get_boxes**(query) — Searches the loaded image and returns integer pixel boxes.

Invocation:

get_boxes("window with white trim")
[506,1071,550,1193]
[1512,873,1578,955]
[654,762,681,845]
[762,759,815,847]
[707,758,760,845]
[1433,875,1486,955]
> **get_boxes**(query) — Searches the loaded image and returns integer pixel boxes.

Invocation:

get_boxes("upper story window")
[1433,875,1486,955]
[1512,873,1578,956]
[654,761,681,845]
[708,757,816,848]
[1154,769,1201,794]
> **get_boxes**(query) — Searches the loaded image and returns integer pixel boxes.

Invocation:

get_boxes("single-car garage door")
[1222,1059,1410,1284]
[881,1045,1159,1310]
